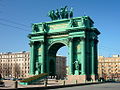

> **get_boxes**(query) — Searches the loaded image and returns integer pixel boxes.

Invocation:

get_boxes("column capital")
[29,41,34,47]
[95,39,99,44]
[68,38,73,42]
[40,40,44,44]
[89,38,98,43]
[80,37,85,41]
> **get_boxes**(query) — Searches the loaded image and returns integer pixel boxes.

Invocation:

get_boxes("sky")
[0,0,120,57]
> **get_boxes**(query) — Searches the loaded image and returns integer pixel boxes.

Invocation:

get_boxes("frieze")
[47,34,68,39]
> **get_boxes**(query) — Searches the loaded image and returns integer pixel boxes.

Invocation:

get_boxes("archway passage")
[28,16,100,82]
[49,59,55,76]
[56,46,68,79]
[47,43,66,77]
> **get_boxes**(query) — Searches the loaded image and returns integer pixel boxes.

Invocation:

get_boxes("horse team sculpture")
[48,6,73,20]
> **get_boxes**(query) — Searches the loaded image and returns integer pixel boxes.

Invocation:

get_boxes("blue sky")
[0,0,120,57]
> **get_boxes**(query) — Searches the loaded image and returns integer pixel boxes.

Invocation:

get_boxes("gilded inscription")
[49,23,68,30]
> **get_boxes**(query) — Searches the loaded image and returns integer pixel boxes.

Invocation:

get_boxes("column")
[68,38,73,75]
[91,39,95,75]
[41,41,44,73]
[81,37,86,75]
[29,41,35,75]
[94,39,98,75]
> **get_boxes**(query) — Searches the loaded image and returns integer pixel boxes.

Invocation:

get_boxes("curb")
[14,82,104,90]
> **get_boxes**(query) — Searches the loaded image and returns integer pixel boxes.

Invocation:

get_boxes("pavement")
[48,83,120,90]
[0,80,64,89]
[0,80,119,90]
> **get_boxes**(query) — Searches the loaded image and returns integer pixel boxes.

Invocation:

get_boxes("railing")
[19,73,48,85]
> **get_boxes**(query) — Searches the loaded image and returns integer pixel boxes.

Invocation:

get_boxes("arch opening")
[48,42,68,79]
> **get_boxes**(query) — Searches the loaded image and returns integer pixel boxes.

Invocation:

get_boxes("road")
[48,83,120,90]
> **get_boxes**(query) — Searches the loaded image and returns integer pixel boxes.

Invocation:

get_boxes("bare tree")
[0,63,2,76]
[2,63,11,78]
[0,65,2,79]
[13,63,20,79]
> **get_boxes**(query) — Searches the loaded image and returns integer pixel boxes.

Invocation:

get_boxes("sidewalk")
[0,80,103,89]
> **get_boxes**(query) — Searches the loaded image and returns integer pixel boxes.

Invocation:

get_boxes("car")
[106,79,115,82]
[0,81,5,87]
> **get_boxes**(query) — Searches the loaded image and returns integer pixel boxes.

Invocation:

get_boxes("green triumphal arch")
[28,7,100,82]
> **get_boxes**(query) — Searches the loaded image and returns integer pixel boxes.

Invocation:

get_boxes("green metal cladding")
[28,16,100,76]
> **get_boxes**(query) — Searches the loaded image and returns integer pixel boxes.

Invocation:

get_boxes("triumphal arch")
[28,7,100,82]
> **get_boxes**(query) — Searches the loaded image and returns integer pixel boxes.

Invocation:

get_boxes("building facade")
[0,52,66,79]
[98,55,120,80]
[56,56,66,79]
[0,52,30,78]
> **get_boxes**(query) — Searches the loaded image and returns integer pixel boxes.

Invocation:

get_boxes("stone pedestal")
[74,70,79,75]
[35,70,39,75]
[66,75,87,84]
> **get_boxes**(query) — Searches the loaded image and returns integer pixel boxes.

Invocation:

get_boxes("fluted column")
[91,39,95,75]
[29,41,35,75]
[41,41,45,73]
[68,38,73,75]
[94,39,98,75]
[81,37,86,75]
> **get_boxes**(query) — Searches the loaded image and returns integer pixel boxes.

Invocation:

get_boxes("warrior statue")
[36,62,41,73]
[73,59,79,70]
[64,6,69,18]
[48,6,74,20]
[69,7,73,18]
[48,10,57,20]
[55,9,60,19]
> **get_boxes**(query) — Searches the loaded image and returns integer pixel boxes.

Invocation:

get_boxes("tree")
[2,63,11,78]
[13,63,20,79]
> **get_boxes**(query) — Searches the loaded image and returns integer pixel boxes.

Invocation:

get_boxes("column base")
[29,72,35,75]
[66,74,98,84]
[91,74,98,81]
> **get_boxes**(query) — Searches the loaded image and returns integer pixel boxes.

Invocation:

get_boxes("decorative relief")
[68,19,78,27]
[41,22,48,32]
[33,24,39,32]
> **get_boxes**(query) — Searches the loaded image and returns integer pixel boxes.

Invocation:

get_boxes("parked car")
[0,81,5,87]
[106,79,115,82]
[98,77,105,82]
[10,78,23,81]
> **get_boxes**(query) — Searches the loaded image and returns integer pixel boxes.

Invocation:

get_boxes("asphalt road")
[48,83,120,90]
